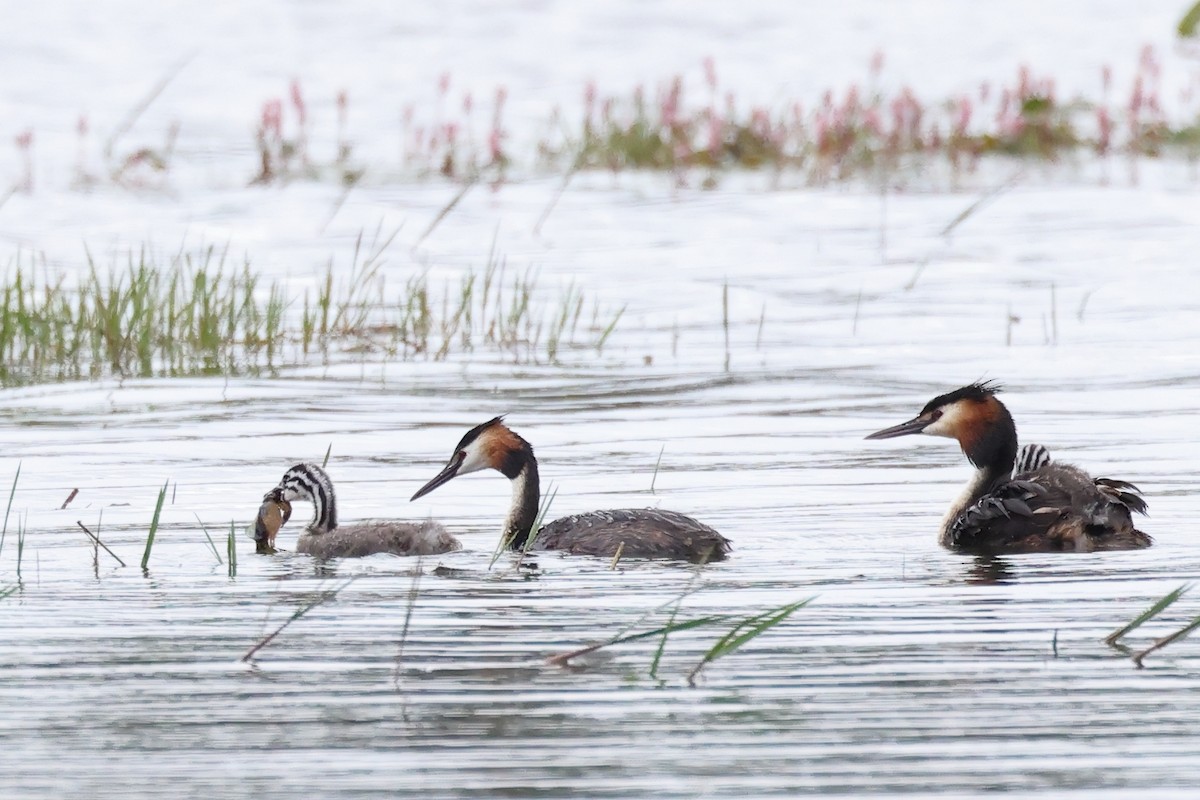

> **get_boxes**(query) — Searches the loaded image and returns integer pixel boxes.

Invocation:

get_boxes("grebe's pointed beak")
[865,415,931,440]
[411,453,465,501]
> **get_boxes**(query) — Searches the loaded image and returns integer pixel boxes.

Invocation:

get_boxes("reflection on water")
[963,555,1016,585]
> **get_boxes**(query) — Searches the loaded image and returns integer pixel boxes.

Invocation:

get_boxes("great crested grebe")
[866,382,1150,554]
[410,417,730,562]
[263,462,461,559]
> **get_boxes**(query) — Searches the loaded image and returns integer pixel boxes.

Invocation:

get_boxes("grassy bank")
[251,47,1200,186]
[0,240,623,387]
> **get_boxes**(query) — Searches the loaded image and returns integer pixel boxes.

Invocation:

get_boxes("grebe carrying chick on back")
[410,417,730,562]
[866,382,1150,554]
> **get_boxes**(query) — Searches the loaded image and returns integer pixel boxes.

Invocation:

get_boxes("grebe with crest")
[410,417,730,562]
[259,462,461,558]
[866,382,1150,554]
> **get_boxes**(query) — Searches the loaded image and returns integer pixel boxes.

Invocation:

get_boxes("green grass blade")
[547,613,732,667]
[687,597,816,685]
[595,305,625,352]
[489,484,557,571]
[1105,583,1191,646]
[649,444,665,494]
[0,462,21,559]
[1180,0,1200,37]
[194,513,223,565]
[15,515,26,580]
[140,479,169,571]
[649,592,684,680]
[322,442,332,469]
[0,585,17,601]
[1134,613,1200,668]
[227,521,238,577]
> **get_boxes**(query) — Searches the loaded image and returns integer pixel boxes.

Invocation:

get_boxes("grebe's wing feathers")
[298,520,461,559]
[1015,445,1148,517]
[1093,478,1149,516]
[534,508,730,563]
[945,480,1050,548]
[948,463,1150,553]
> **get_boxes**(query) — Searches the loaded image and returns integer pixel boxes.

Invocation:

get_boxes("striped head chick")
[254,486,293,555]
[275,462,338,535]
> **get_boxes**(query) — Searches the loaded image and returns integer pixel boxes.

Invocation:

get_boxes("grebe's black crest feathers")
[921,380,1003,415]
[455,415,507,452]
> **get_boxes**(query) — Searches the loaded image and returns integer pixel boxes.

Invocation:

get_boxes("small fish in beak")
[254,487,293,554]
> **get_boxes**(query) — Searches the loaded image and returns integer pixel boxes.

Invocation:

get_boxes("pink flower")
[290,80,306,125]
[703,56,717,91]
[1096,107,1112,154]
[261,100,283,138]
[707,114,723,154]
[955,96,972,136]
[488,128,504,162]
[869,49,885,77]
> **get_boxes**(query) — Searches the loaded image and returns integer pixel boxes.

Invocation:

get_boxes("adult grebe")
[410,417,730,562]
[263,462,461,558]
[866,382,1150,554]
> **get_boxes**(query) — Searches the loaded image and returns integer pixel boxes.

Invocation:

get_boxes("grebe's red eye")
[929,409,944,421]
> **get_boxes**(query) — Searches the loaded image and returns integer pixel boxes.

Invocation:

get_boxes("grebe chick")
[866,382,1150,554]
[254,487,292,555]
[273,462,461,559]
[410,417,730,563]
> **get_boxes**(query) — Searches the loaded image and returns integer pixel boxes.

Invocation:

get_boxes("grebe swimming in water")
[866,382,1150,554]
[258,462,461,559]
[410,417,730,562]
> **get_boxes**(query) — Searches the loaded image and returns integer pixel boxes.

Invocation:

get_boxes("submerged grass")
[549,576,815,684]
[242,578,355,663]
[0,239,623,388]
[393,560,423,691]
